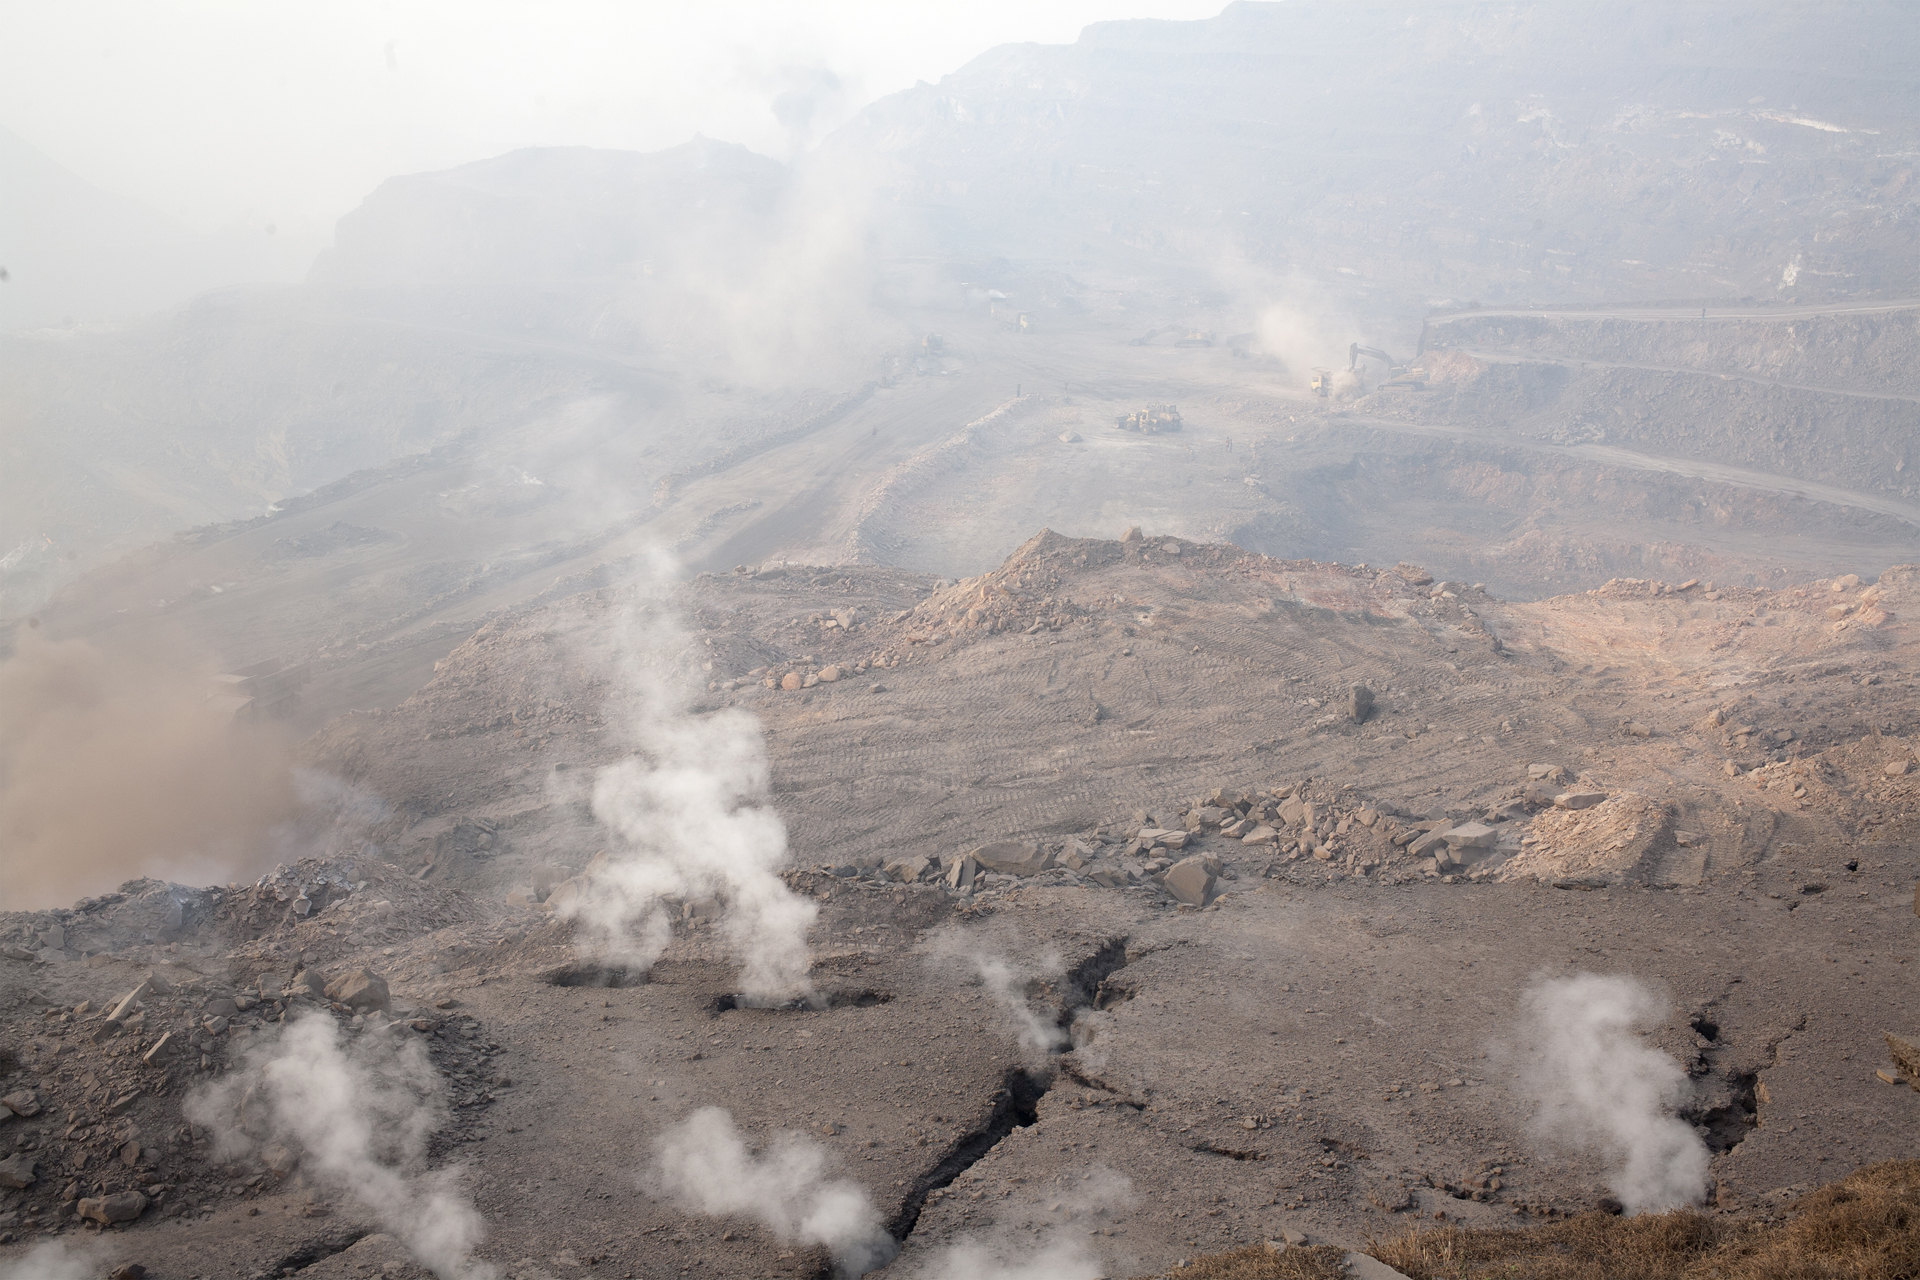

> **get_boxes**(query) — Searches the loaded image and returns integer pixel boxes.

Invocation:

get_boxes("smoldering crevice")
[543,964,651,988]
[882,1067,1050,1247]
[1686,1070,1759,1155]
[1056,938,1131,1028]
[707,988,891,1013]
[268,1228,373,1274]
[878,935,1135,1257]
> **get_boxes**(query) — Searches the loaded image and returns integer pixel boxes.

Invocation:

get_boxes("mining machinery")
[1115,404,1183,434]
[1348,342,1427,389]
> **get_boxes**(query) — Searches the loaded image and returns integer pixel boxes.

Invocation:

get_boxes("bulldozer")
[1349,342,1427,389]
[1116,404,1183,434]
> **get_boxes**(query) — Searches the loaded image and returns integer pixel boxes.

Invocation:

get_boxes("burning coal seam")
[184,1015,495,1280]
[649,940,1136,1274]
[1508,972,1711,1215]
[650,1104,1125,1280]
[548,565,818,1004]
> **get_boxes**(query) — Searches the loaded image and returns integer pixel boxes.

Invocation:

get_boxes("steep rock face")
[827,1,1920,302]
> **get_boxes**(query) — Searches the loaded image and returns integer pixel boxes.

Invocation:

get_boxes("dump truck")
[1116,404,1183,434]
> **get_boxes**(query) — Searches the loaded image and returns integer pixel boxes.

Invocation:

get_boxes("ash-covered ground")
[2,533,1916,1279]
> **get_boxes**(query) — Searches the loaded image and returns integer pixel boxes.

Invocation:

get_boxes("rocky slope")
[3,532,1914,1278]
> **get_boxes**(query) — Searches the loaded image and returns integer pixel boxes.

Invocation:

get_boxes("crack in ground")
[883,1065,1051,1245]
[282,1227,372,1273]
[877,936,1132,1259]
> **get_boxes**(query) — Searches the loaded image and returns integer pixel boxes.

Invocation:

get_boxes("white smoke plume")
[921,1168,1133,1280]
[560,554,817,1004]
[970,953,1069,1063]
[0,1240,97,1280]
[920,1239,1106,1280]
[1508,972,1711,1214]
[185,1015,494,1280]
[925,932,1068,1064]
[650,1107,896,1278]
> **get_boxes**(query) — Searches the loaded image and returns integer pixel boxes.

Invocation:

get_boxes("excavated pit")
[1689,1071,1761,1154]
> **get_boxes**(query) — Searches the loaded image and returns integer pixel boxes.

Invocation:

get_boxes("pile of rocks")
[743,655,869,692]
[0,883,219,966]
[800,764,1625,912]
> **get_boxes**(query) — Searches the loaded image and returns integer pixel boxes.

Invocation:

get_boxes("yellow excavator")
[1115,404,1183,434]
[1349,343,1427,389]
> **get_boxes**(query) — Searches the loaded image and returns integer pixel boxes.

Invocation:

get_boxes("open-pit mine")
[2,4,1917,1280]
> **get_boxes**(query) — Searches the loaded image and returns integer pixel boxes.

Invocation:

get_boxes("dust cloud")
[1507,972,1711,1214]
[0,628,297,912]
[617,148,896,389]
[0,1240,97,1280]
[185,1015,495,1280]
[650,1107,896,1278]
[558,554,818,1003]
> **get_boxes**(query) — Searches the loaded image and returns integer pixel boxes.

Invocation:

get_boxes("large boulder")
[968,842,1054,876]
[324,968,390,1013]
[2,1091,41,1118]
[882,854,932,882]
[77,1190,147,1224]
[1498,792,1670,885]
[1442,822,1497,850]
[1163,857,1216,906]
[0,1154,36,1189]
[945,855,978,891]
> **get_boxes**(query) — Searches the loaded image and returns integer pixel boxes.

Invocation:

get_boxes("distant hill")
[825,0,1920,305]
[0,124,200,329]
[0,124,309,331]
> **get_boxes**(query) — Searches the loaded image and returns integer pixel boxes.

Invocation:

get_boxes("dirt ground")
[3,533,1916,1279]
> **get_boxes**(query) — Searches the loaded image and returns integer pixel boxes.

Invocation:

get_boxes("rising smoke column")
[924,932,1069,1065]
[185,1016,494,1280]
[651,1108,896,1278]
[651,1107,1133,1280]
[1510,972,1711,1214]
[971,953,1069,1062]
[560,557,817,1004]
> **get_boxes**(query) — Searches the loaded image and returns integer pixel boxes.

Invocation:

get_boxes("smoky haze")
[0,628,298,912]
[2,5,1917,1278]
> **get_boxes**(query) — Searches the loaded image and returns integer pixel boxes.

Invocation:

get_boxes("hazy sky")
[4,1,1223,251]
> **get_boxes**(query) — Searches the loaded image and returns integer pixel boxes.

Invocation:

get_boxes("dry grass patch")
[1363,1160,1919,1280]
[1135,1244,1351,1280]
[1154,1162,1920,1280]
